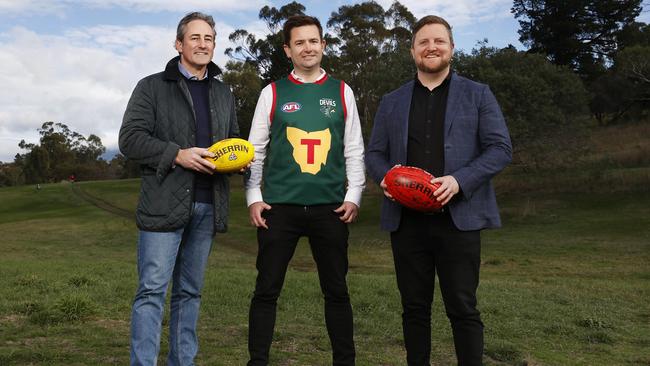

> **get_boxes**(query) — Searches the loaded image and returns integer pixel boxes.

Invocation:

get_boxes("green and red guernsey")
[263,74,348,205]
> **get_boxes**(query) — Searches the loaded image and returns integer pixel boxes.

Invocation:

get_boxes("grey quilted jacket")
[119,56,239,233]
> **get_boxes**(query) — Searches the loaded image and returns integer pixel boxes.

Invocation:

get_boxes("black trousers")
[248,204,355,366]
[391,209,483,366]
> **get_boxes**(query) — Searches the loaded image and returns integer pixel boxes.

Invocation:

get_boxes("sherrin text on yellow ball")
[204,138,254,173]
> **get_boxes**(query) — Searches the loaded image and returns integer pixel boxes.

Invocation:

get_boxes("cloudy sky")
[0,0,647,162]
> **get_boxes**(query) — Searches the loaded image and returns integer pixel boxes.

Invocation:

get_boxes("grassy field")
[0,178,649,365]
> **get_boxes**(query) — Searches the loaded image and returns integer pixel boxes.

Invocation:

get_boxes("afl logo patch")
[282,102,302,113]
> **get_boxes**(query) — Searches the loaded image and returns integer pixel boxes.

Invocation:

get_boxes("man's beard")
[416,55,451,74]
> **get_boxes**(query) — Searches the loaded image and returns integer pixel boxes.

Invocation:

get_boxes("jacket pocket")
[138,174,169,216]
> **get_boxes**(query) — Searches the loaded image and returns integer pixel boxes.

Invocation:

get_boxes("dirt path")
[69,184,385,272]
[71,183,134,219]
[70,183,266,259]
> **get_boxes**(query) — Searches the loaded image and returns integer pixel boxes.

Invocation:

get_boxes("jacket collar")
[163,55,222,81]
[444,72,463,136]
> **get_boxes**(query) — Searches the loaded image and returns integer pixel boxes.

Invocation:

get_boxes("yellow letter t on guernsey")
[286,126,332,175]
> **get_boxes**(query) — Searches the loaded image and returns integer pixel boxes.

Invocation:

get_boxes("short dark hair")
[283,15,323,45]
[411,15,453,46]
[176,11,216,42]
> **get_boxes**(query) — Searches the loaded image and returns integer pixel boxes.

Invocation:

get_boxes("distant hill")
[102,148,120,161]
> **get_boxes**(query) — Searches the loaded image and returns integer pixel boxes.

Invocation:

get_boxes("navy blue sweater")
[187,78,213,203]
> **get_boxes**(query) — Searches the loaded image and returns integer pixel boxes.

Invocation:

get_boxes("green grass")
[0,179,649,365]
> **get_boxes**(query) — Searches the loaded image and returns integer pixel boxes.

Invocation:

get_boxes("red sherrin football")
[384,166,443,212]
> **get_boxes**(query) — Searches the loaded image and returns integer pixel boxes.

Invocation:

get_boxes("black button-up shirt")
[406,72,451,178]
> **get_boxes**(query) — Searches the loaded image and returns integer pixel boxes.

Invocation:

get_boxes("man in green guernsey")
[244,15,365,366]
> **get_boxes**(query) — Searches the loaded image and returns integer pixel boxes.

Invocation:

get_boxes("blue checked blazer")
[365,72,512,232]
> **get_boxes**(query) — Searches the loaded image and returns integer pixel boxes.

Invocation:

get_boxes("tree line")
[2,0,647,186]
[0,122,140,186]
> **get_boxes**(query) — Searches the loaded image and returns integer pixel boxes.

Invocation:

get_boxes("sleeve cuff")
[344,188,363,207]
[156,142,180,182]
[246,188,264,207]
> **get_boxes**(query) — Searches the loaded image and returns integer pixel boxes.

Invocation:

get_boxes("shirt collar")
[178,61,208,81]
[290,68,327,83]
[414,69,452,90]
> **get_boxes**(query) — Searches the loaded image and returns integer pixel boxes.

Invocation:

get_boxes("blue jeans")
[130,203,214,366]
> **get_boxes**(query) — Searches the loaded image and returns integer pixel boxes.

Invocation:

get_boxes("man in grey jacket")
[119,12,239,366]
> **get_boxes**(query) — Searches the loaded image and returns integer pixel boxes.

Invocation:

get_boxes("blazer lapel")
[445,72,463,137]
[394,81,414,163]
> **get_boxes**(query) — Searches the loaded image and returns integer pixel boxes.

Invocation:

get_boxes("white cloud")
[0,0,67,16]
[90,0,266,12]
[0,0,265,15]
[0,21,241,162]
[375,0,512,26]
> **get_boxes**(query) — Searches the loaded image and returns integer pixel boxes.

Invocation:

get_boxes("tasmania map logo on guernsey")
[286,126,332,175]
[281,102,302,113]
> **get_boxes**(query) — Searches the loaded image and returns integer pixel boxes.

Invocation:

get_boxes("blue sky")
[0,0,648,162]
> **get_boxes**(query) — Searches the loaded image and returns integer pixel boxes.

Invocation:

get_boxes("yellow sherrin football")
[205,138,254,173]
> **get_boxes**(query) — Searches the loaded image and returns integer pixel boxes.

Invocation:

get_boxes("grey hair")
[176,12,216,41]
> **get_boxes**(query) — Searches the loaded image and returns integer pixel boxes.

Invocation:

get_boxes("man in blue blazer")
[365,15,512,366]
